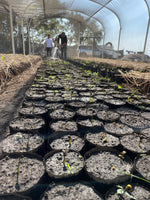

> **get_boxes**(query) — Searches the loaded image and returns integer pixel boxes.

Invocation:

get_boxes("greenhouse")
[0,1,150,200]
[0,0,150,56]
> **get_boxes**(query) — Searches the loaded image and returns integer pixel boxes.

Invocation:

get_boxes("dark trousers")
[47,47,52,56]
[61,45,67,60]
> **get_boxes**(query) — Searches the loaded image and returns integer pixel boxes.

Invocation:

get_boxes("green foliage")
[93,72,99,76]
[31,18,68,44]
[66,162,81,174]
[84,70,92,75]
[118,85,123,89]
[116,168,150,184]
[1,56,5,60]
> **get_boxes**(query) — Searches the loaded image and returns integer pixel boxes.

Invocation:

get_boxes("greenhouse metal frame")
[0,0,150,56]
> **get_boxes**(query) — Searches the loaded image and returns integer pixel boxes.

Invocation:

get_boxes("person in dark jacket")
[58,32,67,60]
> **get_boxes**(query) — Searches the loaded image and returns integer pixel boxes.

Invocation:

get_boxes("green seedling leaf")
[117,169,150,184]
[93,72,98,76]
[102,137,108,143]
[140,154,147,157]
[66,162,71,170]
[1,56,5,60]
[118,85,123,89]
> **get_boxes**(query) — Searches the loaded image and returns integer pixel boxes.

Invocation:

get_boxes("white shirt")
[45,38,52,47]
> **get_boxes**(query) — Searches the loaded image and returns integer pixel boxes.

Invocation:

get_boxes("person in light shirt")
[45,34,53,56]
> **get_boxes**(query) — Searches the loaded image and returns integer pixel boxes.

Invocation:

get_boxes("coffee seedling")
[117,184,136,199]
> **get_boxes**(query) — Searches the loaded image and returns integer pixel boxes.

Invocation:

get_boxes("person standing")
[58,32,67,60]
[45,34,52,56]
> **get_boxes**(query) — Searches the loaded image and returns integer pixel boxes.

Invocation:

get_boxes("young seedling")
[90,97,94,103]
[26,134,30,150]
[117,184,136,199]
[54,90,58,96]
[62,149,67,169]
[101,133,108,143]
[17,157,21,174]
[138,135,144,147]
[15,155,23,190]
[68,135,72,148]
[63,104,66,116]
[53,90,58,101]
[106,111,109,118]
[118,85,123,90]
[62,121,67,129]
[118,151,126,159]
[66,162,81,174]
[102,137,108,143]
[128,97,133,103]
[1,56,5,60]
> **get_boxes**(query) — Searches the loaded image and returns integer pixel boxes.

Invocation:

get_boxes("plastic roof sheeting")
[0,0,150,55]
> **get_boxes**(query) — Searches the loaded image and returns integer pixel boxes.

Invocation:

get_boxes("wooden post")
[9,4,15,55]
[27,21,31,54]
[21,18,25,55]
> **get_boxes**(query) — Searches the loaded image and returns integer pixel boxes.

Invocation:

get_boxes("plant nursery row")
[0,59,150,200]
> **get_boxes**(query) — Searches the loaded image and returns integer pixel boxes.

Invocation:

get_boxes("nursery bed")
[0,57,150,200]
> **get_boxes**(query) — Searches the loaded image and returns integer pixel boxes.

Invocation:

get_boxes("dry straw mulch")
[0,54,42,138]
[0,54,42,93]
[77,57,150,71]
[77,57,150,94]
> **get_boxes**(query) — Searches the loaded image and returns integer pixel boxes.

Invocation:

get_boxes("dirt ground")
[0,59,42,141]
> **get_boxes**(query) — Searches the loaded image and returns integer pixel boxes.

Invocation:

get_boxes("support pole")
[9,4,15,55]
[102,33,105,59]
[77,22,81,58]
[143,18,150,55]
[27,21,31,54]
[143,0,150,56]
[92,36,94,57]
[117,27,122,52]
[21,18,25,55]
[32,29,34,55]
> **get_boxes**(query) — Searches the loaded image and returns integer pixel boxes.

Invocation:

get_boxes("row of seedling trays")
[0,59,150,200]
